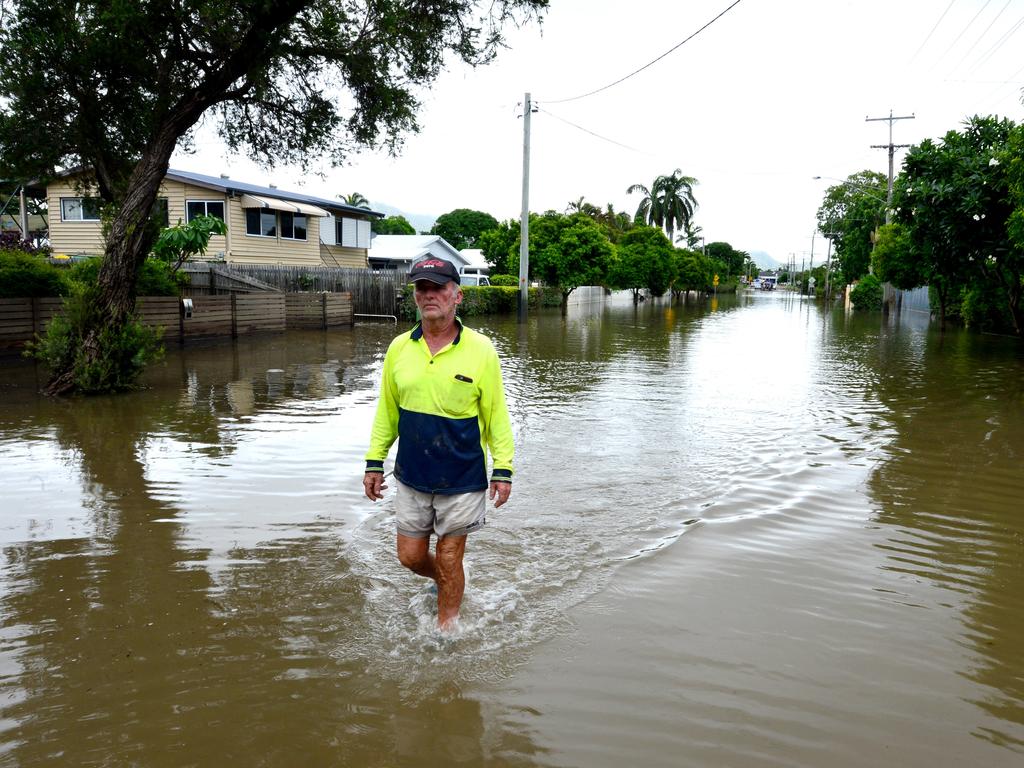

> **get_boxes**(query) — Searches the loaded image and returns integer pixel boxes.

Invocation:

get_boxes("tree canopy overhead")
[0,0,547,392]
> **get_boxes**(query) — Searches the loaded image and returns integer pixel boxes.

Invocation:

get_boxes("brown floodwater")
[1,291,1022,767]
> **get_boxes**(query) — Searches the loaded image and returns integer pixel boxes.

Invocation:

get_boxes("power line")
[541,0,746,105]
[935,0,992,66]
[970,11,1024,71]
[949,0,1011,75]
[910,0,957,64]
[535,106,653,155]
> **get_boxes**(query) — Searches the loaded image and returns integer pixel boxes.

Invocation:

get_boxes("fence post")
[321,292,327,330]
[31,296,40,337]
[231,293,238,338]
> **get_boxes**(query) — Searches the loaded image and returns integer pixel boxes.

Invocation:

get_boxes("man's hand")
[489,481,511,508]
[363,472,387,501]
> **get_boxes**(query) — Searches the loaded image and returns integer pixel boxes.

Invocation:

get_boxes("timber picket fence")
[0,292,353,352]
[217,265,406,315]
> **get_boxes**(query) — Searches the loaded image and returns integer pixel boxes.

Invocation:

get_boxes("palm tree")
[627,169,698,243]
[681,222,703,248]
[340,192,370,209]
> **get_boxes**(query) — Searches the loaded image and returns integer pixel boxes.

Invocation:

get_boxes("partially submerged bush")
[26,283,164,393]
[849,274,883,311]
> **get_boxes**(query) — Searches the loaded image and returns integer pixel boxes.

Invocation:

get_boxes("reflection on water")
[1,294,1022,766]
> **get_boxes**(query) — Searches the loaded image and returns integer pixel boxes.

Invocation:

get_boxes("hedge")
[398,285,563,320]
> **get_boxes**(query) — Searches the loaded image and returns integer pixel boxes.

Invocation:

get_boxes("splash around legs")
[397,533,467,631]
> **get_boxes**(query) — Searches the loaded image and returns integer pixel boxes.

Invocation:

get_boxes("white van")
[459,266,491,286]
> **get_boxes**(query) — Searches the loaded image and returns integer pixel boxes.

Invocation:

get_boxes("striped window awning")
[239,193,328,217]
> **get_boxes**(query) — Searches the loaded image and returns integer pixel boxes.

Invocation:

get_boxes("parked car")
[460,274,490,287]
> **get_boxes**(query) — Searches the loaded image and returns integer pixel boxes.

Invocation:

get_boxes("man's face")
[413,280,462,321]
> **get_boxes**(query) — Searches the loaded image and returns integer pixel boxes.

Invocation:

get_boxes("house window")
[186,200,225,223]
[60,197,102,221]
[280,212,307,240]
[337,217,370,248]
[245,208,277,237]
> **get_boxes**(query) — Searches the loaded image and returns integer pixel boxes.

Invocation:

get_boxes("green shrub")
[397,284,561,321]
[849,274,883,311]
[0,250,69,297]
[68,256,186,296]
[489,273,518,286]
[960,281,1013,332]
[26,283,164,393]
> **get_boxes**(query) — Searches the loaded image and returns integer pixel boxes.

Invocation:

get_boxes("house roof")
[369,235,469,267]
[30,166,384,218]
[166,169,384,218]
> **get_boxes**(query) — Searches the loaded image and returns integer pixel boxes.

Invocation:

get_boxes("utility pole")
[866,109,914,224]
[518,93,533,323]
[823,233,838,301]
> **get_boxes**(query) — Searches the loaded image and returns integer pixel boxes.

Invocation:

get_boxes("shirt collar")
[411,316,463,345]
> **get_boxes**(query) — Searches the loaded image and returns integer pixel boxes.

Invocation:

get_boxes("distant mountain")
[749,250,780,269]
[369,203,436,235]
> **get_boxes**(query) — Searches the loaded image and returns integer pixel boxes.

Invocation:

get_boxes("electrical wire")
[935,0,992,67]
[949,0,1011,75]
[969,11,1024,71]
[909,0,957,64]
[540,0,745,105]
[535,106,654,155]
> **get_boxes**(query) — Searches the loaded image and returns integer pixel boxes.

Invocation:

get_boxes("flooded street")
[2,292,1023,767]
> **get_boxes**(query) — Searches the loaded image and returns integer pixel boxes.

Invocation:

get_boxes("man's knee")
[435,537,466,575]
[397,538,429,571]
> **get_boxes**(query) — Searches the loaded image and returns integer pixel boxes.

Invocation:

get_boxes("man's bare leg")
[397,534,436,580]
[435,535,467,630]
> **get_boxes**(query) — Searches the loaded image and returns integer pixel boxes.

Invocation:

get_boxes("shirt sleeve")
[364,341,400,471]
[479,341,514,482]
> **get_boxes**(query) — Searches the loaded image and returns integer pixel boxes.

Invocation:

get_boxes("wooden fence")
[220,265,406,315]
[0,292,351,351]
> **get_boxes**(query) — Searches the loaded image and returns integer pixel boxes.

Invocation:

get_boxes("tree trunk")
[44,118,198,394]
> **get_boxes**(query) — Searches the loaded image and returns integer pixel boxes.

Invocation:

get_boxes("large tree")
[0,0,546,393]
[704,241,747,277]
[892,116,1023,333]
[609,225,676,300]
[815,170,887,284]
[528,212,613,306]
[430,208,499,250]
[372,215,415,235]
[627,169,698,244]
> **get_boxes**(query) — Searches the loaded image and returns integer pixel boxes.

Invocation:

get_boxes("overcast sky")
[172,0,1024,266]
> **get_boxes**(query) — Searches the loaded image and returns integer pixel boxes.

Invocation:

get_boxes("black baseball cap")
[409,258,460,285]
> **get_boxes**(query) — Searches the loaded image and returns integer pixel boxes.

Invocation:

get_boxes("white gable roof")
[369,235,469,268]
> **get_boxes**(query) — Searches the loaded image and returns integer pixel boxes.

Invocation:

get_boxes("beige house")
[41,169,382,267]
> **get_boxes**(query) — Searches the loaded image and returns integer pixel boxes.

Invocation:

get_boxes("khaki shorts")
[395,480,487,539]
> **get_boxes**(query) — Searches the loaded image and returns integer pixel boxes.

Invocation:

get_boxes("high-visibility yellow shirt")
[365,319,514,494]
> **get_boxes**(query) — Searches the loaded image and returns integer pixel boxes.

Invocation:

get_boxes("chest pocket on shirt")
[443,374,478,416]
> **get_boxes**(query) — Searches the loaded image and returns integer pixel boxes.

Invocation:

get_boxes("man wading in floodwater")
[363,258,514,630]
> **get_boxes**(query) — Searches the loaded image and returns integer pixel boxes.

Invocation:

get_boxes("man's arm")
[364,345,400,501]
[480,343,514,507]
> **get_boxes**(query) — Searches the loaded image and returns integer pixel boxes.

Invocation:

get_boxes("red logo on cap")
[417,259,446,269]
